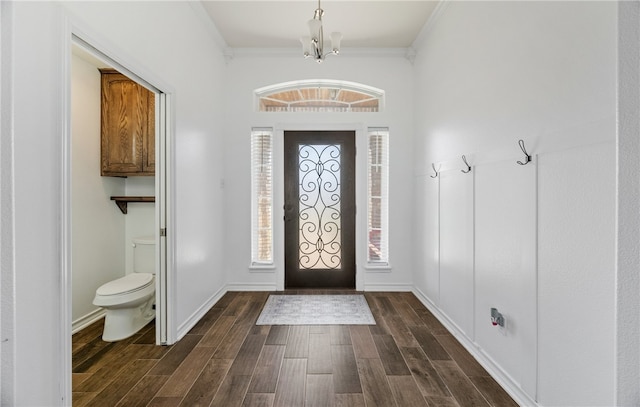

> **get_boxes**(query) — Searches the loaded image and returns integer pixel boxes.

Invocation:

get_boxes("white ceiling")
[199,1,441,49]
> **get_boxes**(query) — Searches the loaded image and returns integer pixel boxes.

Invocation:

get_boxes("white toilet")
[93,236,156,342]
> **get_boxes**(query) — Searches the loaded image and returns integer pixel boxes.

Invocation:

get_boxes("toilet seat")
[96,273,154,296]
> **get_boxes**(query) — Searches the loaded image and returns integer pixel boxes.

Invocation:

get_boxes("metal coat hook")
[461,155,471,173]
[430,163,439,178]
[517,139,532,165]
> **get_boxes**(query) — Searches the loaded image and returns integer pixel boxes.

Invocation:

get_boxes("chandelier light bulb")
[301,0,341,63]
[308,18,322,41]
[331,32,342,54]
[300,36,312,57]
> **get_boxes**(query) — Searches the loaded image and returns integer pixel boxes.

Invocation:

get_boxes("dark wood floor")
[72,291,518,407]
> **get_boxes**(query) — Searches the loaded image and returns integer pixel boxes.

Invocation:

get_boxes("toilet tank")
[132,236,156,274]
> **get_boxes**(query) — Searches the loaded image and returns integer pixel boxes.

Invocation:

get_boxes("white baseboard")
[225,282,278,291]
[225,283,415,292]
[72,308,106,334]
[176,285,227,340]
[176,283,279,340]
[363,283,413,292]
[412,287,537,407]
[222,283,413,292]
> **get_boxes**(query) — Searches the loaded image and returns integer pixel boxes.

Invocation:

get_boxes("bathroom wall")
[412,1,616,405]
[124,177,155,274]
[71,53,126,329]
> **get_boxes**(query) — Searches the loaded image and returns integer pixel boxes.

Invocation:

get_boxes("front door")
[284,131,356,288]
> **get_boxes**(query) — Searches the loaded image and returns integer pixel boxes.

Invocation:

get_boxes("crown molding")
[411,0,451,51]
[188,1,228,51]
[226,47,413,60]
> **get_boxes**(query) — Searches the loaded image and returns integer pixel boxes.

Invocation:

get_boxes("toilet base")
[101,298,155,342]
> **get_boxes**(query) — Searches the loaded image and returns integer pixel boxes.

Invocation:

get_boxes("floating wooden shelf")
[110,196,155,214]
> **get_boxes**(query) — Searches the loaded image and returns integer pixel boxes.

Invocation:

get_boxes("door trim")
[62,17,177,403]
[274,123,368,291]
[283,131,356,288]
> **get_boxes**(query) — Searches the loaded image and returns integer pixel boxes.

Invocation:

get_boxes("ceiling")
[199,1,441,49]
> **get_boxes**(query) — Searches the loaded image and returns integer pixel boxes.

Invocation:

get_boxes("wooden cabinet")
[100,69,155,176]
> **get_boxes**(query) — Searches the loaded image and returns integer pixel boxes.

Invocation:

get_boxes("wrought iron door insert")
[284,131,355,288]
[298,143,342,269]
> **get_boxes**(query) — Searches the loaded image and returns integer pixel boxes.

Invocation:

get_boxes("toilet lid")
[96,273,153,296]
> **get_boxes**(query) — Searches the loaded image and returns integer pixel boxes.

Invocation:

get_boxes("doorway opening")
[64,32,173,400]
[283,131,356,288]
[69,34,170,342]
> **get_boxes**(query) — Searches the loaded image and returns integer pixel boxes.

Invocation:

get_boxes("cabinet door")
[100,71,153,176]
[143,92,155,174]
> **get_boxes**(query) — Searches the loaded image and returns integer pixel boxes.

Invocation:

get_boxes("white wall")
[71,53,126,327]
[223,54,415,292]
[124,177,155,274]
[2,1,228,404]
[616,2,640,404]
[0,2,14,403]
[537,140,615,405]
[412,2,616,406]
[6,3,70,403]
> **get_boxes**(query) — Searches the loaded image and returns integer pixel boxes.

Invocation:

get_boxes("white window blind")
[367,128,389,264]
[251,128,273,265]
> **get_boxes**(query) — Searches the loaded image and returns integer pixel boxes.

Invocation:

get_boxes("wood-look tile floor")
[72,291,518,407]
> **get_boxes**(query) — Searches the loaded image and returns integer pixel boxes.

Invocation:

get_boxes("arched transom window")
[255,80,384,113]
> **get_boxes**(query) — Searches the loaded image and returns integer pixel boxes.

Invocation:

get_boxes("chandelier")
[300,0,342,63]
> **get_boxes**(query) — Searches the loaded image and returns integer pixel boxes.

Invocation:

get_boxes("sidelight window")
[251,128,273,265]
[367,128,389,265]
